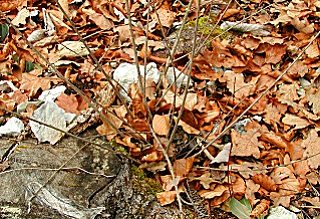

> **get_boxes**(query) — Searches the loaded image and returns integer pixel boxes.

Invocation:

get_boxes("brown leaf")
[152,115,170,136]
[291,17,314,34]
[252,174,278,192]
[231,128,261,159]
[305,41,320,58]
[151,8,175,28]
[141,151,162,162]
[287,60,308,78]
[199,185,227,199]
[20,72,61,97]
[223,71,258,99]
[56,93,80,115]
[0,0,25,11]
[270,167,301,193]
[250,199,270,217]
[282,114,310,130]
[178,119,200,135]
[264,44,287,64]
[231,174,246,196]
[221,9,241,19]
[302,130,320,169]
[306,172,320,185]
[245,179,260,204]
[96,111,123,139]
[173,157,195,178]
[306,87,320,115]
[156,191,176,206]
[192,173,220,189]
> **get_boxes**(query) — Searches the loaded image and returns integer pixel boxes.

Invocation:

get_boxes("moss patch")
[131,165,163,196]
[186,16,230,45]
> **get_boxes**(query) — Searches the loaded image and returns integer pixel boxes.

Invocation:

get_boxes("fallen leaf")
[231,128,261,159]
[282,114,310,130]
[252,174,278,192]
[96,111,123,139]
[199,185,227,199]
[156,191,176,206]
[20,73,61,97]
[193,173,219,189]
[173,157,195,178]
[302,130,320,169]
[152,115,170,136]
[56,93,80,115]
[250,199,270,217]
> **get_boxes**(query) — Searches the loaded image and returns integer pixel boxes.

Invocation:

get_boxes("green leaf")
[228,197,252,219]
[0,24,9,42]
[25,61,35,72]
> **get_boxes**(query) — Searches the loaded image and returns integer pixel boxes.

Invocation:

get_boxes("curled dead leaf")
[250,199,270,217]
[199,185,227,199]
[252,174,278,192]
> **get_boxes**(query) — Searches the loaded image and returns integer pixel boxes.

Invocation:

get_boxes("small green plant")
[25,61,35,72]
[228,197,252,219]
[0,23,9,42]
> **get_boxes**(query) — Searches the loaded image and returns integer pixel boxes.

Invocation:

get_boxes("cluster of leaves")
[0,0,320,217]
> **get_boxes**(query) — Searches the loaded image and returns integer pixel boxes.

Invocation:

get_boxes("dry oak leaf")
[264,44,287,64]
[302,129,320,169]
[163,91,197,111]
[82,8,113,30]
[156,191,176,206]
[141,151,162,162]
[223,71,258,99]
[291,17,314,34]
[282,114,310,130]
[245,179,260,205]
[287,60,308,78]
[269,190,292,207]
[264,103,287,125]
[306,87,320,115]
[192,173,220,189]
[56,93,80,115]
[231,128,261,159]
[277,83,300,103]
[210,189,231,206]
[230,174,246,196]
[306,171,320,185]
[160,175,178,191]
[151,7,175,28]
[269,167,301,207]
[178,119,200,135]
[20,73,61,97]
[270,167,301,193]
[305,40,320,58]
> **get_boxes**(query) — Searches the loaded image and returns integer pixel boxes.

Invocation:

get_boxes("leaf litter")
[0,0,319,218]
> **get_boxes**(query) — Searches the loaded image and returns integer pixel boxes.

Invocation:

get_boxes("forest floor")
[0,0,320,218]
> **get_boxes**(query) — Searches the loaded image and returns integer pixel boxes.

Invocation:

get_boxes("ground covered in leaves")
[0,0,320,218]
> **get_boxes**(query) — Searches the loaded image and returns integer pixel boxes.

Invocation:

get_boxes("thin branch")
[194,29,320,157]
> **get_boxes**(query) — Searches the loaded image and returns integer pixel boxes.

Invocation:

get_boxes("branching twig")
[194,29,320,157]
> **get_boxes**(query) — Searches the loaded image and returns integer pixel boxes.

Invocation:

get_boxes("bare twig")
[194,29,320,157]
